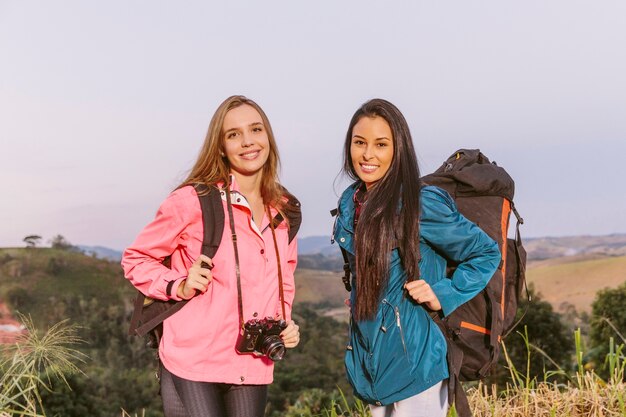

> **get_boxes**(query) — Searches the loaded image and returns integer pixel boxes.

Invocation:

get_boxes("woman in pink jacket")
[122,95,301,417]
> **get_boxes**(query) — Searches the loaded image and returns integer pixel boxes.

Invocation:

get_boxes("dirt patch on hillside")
[0,301,26,344]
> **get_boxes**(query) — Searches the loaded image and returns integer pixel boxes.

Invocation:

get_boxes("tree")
[50,234,74,250]
[589,282,626,377]
[23,234,42,248]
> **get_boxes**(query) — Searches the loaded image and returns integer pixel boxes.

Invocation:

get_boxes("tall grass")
[321,327,626,417]
[0,315,85,417]
[469,326,626,417]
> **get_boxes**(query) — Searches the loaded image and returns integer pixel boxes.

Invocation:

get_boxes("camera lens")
[261,335,286,362]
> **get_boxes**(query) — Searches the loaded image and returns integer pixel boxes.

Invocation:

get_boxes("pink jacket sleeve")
[282,237,298,321]
[121,192,190,301]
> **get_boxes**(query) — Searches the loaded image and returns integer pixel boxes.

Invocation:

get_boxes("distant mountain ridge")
[299,233,626,256]
[76,236,338,263]
[77,245,124,262]
[297,235,337,256]
[32,233,626,266]
[523,233,626,260]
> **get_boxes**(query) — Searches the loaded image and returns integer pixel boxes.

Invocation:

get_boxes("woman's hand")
[178,255,214,300]
[404,279,442,311]
[280,320,300,349]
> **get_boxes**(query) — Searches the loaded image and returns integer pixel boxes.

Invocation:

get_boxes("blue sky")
[1,1,625,250]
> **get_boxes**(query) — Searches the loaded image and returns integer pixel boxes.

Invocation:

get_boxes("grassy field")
[296,254,626,318]
[293,269,346,305]
[527,255,626,314]
[293,268,351,321]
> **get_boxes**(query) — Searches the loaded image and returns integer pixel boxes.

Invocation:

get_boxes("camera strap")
[224,184,287,330]
[267,206,287,321]
[224,186,245,329]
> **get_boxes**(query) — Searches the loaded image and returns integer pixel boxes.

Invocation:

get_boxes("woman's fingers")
[179,255,214,299]
[198,254,214,270]
[190,256,213,281]
[404,280,442,311]
[193,254,214,269]
[405,280,429,300]
[281,320,300,348]
[186,274,210,291]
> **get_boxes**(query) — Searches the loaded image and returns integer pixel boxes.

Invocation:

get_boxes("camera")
[236,317,288,362]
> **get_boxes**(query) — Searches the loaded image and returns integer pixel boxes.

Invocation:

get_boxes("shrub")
[590,282,626,376]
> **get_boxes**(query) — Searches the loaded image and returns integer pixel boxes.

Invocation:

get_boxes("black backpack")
[421,149,527,416]
[128,184,301,348]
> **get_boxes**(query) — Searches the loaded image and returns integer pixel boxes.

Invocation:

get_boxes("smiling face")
[222,104,271,180]
[350,116,394,189]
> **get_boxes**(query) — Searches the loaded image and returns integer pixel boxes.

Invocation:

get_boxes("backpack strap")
[263,190,301,244]
[196,184,225,260]
[283,192,302,244]
[502,203,530,338]
[330,207,353,292]
[128,185,224,337]
[340,247,352,292]
[429,313,472,417]
[128,290,156,337]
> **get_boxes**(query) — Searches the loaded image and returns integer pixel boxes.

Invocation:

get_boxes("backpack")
[421,149,527,416]
[128,184,302,349]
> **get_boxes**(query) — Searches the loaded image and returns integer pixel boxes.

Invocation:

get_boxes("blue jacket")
[333,183,501,405]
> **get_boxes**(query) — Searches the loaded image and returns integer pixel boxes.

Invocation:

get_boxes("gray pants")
[369,380,449,417]
[160,365,268,417]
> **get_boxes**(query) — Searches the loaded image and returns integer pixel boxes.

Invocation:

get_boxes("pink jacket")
[122,179,297,384]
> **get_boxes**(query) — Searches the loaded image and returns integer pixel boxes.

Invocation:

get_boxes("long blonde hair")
[179,95,288,210]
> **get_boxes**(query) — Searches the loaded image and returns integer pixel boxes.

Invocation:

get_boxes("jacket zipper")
[395,306,408,355]
[383,300,408,356]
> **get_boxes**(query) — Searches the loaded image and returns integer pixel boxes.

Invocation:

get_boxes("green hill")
[0,248,347,324]
[0,247,132,325]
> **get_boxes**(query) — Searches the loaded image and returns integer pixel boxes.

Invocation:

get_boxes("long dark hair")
[343,99,422,321]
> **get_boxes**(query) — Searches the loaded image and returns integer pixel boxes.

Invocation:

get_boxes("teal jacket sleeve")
[420,187,501,317]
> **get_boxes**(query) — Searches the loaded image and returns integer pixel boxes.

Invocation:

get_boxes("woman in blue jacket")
[333,99,501,417]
